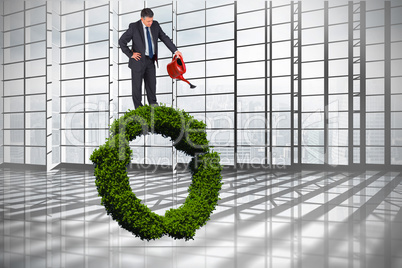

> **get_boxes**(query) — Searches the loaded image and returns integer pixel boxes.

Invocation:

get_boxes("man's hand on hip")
[132,52,141,61]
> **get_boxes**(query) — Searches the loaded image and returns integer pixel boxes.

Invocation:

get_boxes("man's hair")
[141,8,154,19]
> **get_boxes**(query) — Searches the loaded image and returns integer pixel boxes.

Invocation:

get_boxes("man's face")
[141,16,153,27]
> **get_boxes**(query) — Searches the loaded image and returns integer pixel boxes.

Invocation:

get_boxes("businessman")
[119,8,182,109]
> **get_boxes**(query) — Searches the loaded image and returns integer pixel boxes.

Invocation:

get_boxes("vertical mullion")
[385,1,391,167]
[59,4,62,165]
[1,1,3,165]
[47,4,53,169]
[22,1,27,264]
[297,1,302,166]
[117,1,121,159]
[290,1,294,166]
[204,1,207,158]
[143,1,146,165]
[174,1,177,109]
[348,2,354,166]
[233,5,238,262]
[290,4,296,263]
[264,7,269,267]
[173,1,176,111]
[47,4,52,169]
[172,1,177,169]
[234,1,238,168]
[116,1,119,122]
[108,2,111,159]
[360,1,366,166]
[323,3,329,265]
[83,5,88,264]
[109,0,114,260]
[24,2,26,165]
[324,2,329,166]
[269,2,273,166]
[267,4,272,268]
[46,1,48,169]
[204,2,207,168]
[265,1,268,166]
[359,4,368,265]
[23,3,27,265]
[83,4,86,165]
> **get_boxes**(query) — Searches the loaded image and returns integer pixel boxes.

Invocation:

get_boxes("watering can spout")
[177,75,197,89]
[167,55,196,89]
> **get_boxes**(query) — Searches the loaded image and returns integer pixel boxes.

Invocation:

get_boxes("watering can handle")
[173,54,186,72]
[173,54,183,61]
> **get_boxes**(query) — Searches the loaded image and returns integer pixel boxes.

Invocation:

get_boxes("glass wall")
[176,0,235,165]
[300,1,326,165]
[2,0,48,166]
[236,0,266,166]
[270,2,293,166]
[1,0,401,169]
[390,1,402,165]
[365,1,385,165]
[59,0,110,165]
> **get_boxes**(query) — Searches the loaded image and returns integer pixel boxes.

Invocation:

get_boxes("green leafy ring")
[90,105,223,240]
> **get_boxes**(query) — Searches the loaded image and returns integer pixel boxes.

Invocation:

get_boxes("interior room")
[1,0,401,267]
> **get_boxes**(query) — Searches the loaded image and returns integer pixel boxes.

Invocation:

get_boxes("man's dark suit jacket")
[119,20,177,69]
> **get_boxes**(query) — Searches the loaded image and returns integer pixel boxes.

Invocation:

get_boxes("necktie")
[146,27,153,59]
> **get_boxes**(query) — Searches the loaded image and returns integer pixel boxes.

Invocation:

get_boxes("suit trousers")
[131,56,157,109]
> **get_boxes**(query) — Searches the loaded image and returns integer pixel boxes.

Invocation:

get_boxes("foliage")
[90,104,223,240]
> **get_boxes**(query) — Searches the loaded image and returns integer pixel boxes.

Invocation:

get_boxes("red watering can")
[167,55,196,88]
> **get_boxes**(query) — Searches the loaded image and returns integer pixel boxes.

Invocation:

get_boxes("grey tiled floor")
[1,166,402,268]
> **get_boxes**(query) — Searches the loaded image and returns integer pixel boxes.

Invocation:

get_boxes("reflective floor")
[1,166,402,268]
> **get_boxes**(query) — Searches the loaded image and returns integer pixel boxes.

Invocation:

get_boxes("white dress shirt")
[141,21,154,57]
